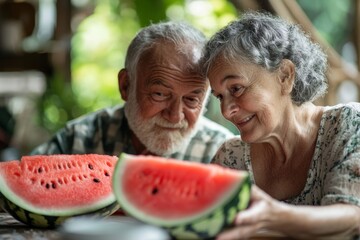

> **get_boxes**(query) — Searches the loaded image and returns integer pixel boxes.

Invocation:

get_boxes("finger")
[235,200,267,225]
[251,185,270,200]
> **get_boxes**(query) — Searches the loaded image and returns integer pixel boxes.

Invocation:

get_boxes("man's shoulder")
[30,105,127,155]
[170,117,235,163]
[66,105,125,127]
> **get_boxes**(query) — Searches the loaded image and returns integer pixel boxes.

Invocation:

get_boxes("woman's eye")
[151,92,170,102]
[230,86,243,97]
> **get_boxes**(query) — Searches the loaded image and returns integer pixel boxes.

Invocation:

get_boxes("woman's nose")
[221,97,239,120]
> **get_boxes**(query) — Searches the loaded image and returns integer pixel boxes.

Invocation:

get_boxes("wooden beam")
[53,0,72,83]
[355,0,360,72]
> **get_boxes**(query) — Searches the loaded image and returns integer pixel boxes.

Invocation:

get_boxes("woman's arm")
[217,186,360,240]
[275,202,360,239]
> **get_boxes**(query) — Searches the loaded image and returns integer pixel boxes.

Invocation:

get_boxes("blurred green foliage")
[297,0,353,52]
[38,0,354,135]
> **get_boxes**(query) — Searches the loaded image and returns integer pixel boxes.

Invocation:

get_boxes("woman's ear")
[118,69,129,101]
[278,59,295,95]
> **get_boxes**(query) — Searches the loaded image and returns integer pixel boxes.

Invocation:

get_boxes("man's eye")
[151,92,170,101]
[184,97,201,108]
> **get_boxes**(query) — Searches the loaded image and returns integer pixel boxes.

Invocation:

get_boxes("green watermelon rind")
[168,178,251,239]
[113,153,251,232]
[0,173,117,216]
[0,191,120,228]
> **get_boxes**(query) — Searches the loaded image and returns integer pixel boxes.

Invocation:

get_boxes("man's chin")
[143,140,183,156]
[142,131,193,156]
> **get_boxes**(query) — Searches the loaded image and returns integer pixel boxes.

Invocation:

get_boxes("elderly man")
[31,21,233,163]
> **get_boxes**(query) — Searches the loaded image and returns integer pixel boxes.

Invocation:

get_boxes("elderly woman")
[201,12,360,240]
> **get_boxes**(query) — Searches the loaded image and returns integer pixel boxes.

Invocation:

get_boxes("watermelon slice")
[112,153,251,239]
[0,154,120,228]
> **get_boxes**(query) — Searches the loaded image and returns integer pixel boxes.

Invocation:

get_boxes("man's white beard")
[124,89,198,156]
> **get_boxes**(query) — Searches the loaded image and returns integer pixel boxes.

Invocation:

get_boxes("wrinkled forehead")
[135,40,208,91]
[140,40,203,73]
[207,50,252,71]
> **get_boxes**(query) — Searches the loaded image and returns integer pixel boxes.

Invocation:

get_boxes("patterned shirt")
[31,105,234,163]
[212,102,360,206]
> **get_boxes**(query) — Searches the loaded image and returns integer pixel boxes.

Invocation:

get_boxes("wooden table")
[0,212,61,239]
[0,212,292,240]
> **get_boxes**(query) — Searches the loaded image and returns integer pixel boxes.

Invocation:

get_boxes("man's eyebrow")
[191,88,206,94]
[149,79,171,88]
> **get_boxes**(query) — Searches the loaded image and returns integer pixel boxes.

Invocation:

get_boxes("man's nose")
[163,98,184,123]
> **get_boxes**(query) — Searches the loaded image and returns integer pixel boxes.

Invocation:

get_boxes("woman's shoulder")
[212,136,250,169]
[323,102,360,116]
[321,102,360,128]
[316,102,360,166]
[217,136,250,151]
[223,135,246,145]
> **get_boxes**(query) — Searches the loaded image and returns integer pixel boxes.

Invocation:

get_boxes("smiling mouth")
[236,115,255,127]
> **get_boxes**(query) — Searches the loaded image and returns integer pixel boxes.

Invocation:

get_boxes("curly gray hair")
[202,11,328,105]
[125,21,206,80]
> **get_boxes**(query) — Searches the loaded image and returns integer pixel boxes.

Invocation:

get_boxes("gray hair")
[125,21,206,80]
[202,11,328,105]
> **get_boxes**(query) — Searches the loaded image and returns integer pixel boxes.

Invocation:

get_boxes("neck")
[260,103,324,165]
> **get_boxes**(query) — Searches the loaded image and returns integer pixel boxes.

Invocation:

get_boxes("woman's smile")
[234,114,255,129]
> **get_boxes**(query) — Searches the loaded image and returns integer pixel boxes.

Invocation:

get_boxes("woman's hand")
[216,185,281,240]
[216,186,360,240]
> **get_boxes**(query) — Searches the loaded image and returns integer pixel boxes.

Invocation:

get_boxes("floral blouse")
[212,102,360,206]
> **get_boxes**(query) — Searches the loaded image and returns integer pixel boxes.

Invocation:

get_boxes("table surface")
[0,212,61,239]
[0,212,292,240]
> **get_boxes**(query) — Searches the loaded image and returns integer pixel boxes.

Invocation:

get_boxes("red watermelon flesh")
[115,154,245,219]
[0,154,118,215]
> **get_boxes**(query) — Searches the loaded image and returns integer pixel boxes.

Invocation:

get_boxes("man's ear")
[118,68,129,101]
[278,59,295,95]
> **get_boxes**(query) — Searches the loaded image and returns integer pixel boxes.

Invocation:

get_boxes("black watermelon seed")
[151,187,158,195]
[88,164,94,170]
[93,178,100,183]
